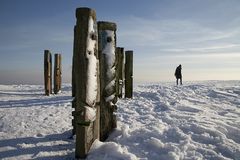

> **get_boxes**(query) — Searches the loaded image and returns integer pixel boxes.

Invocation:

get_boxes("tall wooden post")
[54,53,62,94]
[98,21,117,141]
[115,48,120,99]
[71,26,76,136]
[125,50,133,98]
[44,50,52,96]
[72,26,76,98]
[73,8,99,158]
[116,47,124,98]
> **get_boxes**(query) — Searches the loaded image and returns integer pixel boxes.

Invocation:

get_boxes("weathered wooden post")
[125,50,133,98]
[54,53,62,94]
[116,47,124,98]
[72,26,76,98]
[115,48,120,99]
[98,21,117,141]
[71,26,76,136]
[73,7,100,158]
[44,50,52,96]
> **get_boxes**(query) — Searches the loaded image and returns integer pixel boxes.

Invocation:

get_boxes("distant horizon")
[1,0,240,84]
[0,78,239,85]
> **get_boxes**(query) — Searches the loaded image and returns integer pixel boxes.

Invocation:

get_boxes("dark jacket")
[175,65,182,78]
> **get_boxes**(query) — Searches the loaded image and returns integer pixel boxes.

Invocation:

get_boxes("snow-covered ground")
[0,81,239,160]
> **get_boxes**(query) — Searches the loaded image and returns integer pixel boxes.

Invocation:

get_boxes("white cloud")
[118,16,240,49]
[118,16,240,82]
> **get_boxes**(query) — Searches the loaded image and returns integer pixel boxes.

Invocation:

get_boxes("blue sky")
[0,0,240,84]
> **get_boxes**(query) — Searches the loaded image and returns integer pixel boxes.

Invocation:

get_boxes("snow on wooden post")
[125,50,133,98]
[54,53,62,94]
[73,8,100,159]
[98,21,118,141]
[72,98,76,136]
[116,47,124,98]
[44,50,52,96]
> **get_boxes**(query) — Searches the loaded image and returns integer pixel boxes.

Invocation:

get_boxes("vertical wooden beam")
[73,7,99,159]
[44,50,52,96]
[116,47,124,98]
[50,52,52,94]
[115,48,120,99]
[72,26,76,98]
[125,50,133,98]
[54,53,62,94]
[98,21,117,141]
[72,26,77,136]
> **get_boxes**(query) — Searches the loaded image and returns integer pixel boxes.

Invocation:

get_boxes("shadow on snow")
[0,130,74,159]
[0,95,72,108]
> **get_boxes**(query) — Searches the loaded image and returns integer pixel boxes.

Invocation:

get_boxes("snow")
[0,84,74,159]
[102,30,116,103]
[0,81,240,160]
[84,106,96,122]
[102,30,115,68]
[86,17,98,107]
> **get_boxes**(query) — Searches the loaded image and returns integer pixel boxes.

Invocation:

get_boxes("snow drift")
[0,81,239,160]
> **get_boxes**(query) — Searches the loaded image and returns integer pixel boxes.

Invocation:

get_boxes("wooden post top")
[44,50,51,54]
[76,7,96,21]
[98,21,117,31]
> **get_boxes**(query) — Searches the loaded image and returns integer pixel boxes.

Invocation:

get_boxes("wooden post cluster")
[44,50,62,96]
[54,54,62,94]
[98,21,117,141]
[72,8,100,159]
[44,50,52,95]
[125,51,133,98]
[72,7,134,158]
[115,49,134,99]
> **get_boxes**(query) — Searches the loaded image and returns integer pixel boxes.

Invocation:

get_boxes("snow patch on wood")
[102,30,116,103]
[86,17,98,106]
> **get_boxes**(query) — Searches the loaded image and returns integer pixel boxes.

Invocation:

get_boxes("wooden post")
[115,48,119,99]
[71,26,76,136]
[125,50,133,98]
[116,47,124,98]
[54,53,62,94]
[44,50,52,96]
[98,21,117,141]
[73,7,99,159]
[72,26,76,98]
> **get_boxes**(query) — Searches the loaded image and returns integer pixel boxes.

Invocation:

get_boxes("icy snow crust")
[0,81,240,159]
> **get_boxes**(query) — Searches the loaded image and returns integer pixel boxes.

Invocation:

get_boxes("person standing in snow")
[175,64,182,85]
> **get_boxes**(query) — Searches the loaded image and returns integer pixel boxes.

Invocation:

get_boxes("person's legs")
[180,78,182,85]
[176,78,179,85]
